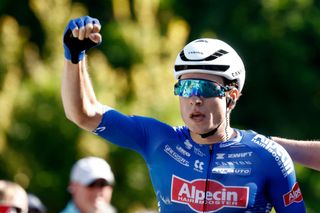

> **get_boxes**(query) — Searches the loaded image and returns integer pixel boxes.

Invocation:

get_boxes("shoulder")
[100,109,178,137]
[60,201,80,213]
[240,130,288,158]
[103,109,168,125]
[98,109,173,132]
[240,130,295,178]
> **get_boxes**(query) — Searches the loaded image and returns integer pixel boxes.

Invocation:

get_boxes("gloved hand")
[63,16,102,64]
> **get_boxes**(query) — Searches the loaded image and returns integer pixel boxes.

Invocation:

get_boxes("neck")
[191,126,235,145]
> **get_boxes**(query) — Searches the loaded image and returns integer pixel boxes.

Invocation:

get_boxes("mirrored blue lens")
[174,79,226,98]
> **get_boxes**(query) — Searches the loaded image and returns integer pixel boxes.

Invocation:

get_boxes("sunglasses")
[87,179,110,188]
[0,205,23,213]
[174,79,228,98]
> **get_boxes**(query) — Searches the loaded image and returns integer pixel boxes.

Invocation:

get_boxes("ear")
[226,88,239,109]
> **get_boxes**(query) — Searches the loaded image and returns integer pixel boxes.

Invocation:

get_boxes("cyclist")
[62,16,306,212]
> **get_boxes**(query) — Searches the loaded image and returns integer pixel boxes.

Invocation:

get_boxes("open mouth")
[190,112,205,121]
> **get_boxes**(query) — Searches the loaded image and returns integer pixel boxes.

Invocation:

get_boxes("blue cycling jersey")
[93,110,306,212]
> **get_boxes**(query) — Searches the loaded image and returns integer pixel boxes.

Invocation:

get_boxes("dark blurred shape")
[28,193,46,213]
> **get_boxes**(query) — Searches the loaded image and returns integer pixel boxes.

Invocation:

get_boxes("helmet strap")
[199,97,230,140]
[199,122,222,138]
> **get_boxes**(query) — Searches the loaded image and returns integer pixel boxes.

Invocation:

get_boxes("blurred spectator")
[0,180,28,213]
[27,193,46,213]
[60,156,116,213]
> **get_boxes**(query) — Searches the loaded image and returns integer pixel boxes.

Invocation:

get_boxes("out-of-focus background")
[0,0,319,212]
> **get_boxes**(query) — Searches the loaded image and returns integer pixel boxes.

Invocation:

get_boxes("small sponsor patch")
[184,139,193,150]
[176,145,191,157]
[283,182,303,206]
[212,166,251,176]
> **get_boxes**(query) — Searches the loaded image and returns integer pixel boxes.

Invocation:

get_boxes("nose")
[189,96,203,105]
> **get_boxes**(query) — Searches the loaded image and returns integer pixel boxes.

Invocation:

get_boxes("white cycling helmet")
[174,38,246,92]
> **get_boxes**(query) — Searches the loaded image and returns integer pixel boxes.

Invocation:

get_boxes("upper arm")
[249,134,305,212]
[94,110,152,153]
[267,167,305,212]
[93,110,172,154]
[255,137,306,212]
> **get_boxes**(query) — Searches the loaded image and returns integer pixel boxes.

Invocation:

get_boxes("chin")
[189,127,209,135]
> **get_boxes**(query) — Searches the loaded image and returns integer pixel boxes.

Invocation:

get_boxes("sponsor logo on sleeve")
[171,175,249,212]
[93,126,106,134]
[251,135,294,177]
[283,182,303,206]
[164,145,190,167]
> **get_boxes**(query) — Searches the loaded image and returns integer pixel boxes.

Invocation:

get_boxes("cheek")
[102,187,113,202]
[209,97,226,109]
[179,100,189,119]
[206,99,227,117]
[75,188,93,202]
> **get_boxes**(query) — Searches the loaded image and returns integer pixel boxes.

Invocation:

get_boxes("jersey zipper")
[203,145,214,213]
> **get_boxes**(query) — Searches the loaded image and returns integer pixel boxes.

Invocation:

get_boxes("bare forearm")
[61,59,102,131]
[272,136,320,171]
[62,60,81,119]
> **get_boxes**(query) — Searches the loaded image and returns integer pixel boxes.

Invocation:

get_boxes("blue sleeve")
[251,135,306,212]
[93,109,175,156]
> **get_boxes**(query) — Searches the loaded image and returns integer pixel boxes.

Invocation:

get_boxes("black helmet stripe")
[175,64,230,72]
[179,49,229,62]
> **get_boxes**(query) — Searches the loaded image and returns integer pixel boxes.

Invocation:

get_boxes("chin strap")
[200,96,231,139]
[199,122,223,138]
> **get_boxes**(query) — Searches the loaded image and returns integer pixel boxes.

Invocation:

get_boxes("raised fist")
[63,16,102,64]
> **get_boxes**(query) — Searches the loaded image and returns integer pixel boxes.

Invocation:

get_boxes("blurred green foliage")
[0,0,319,212]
